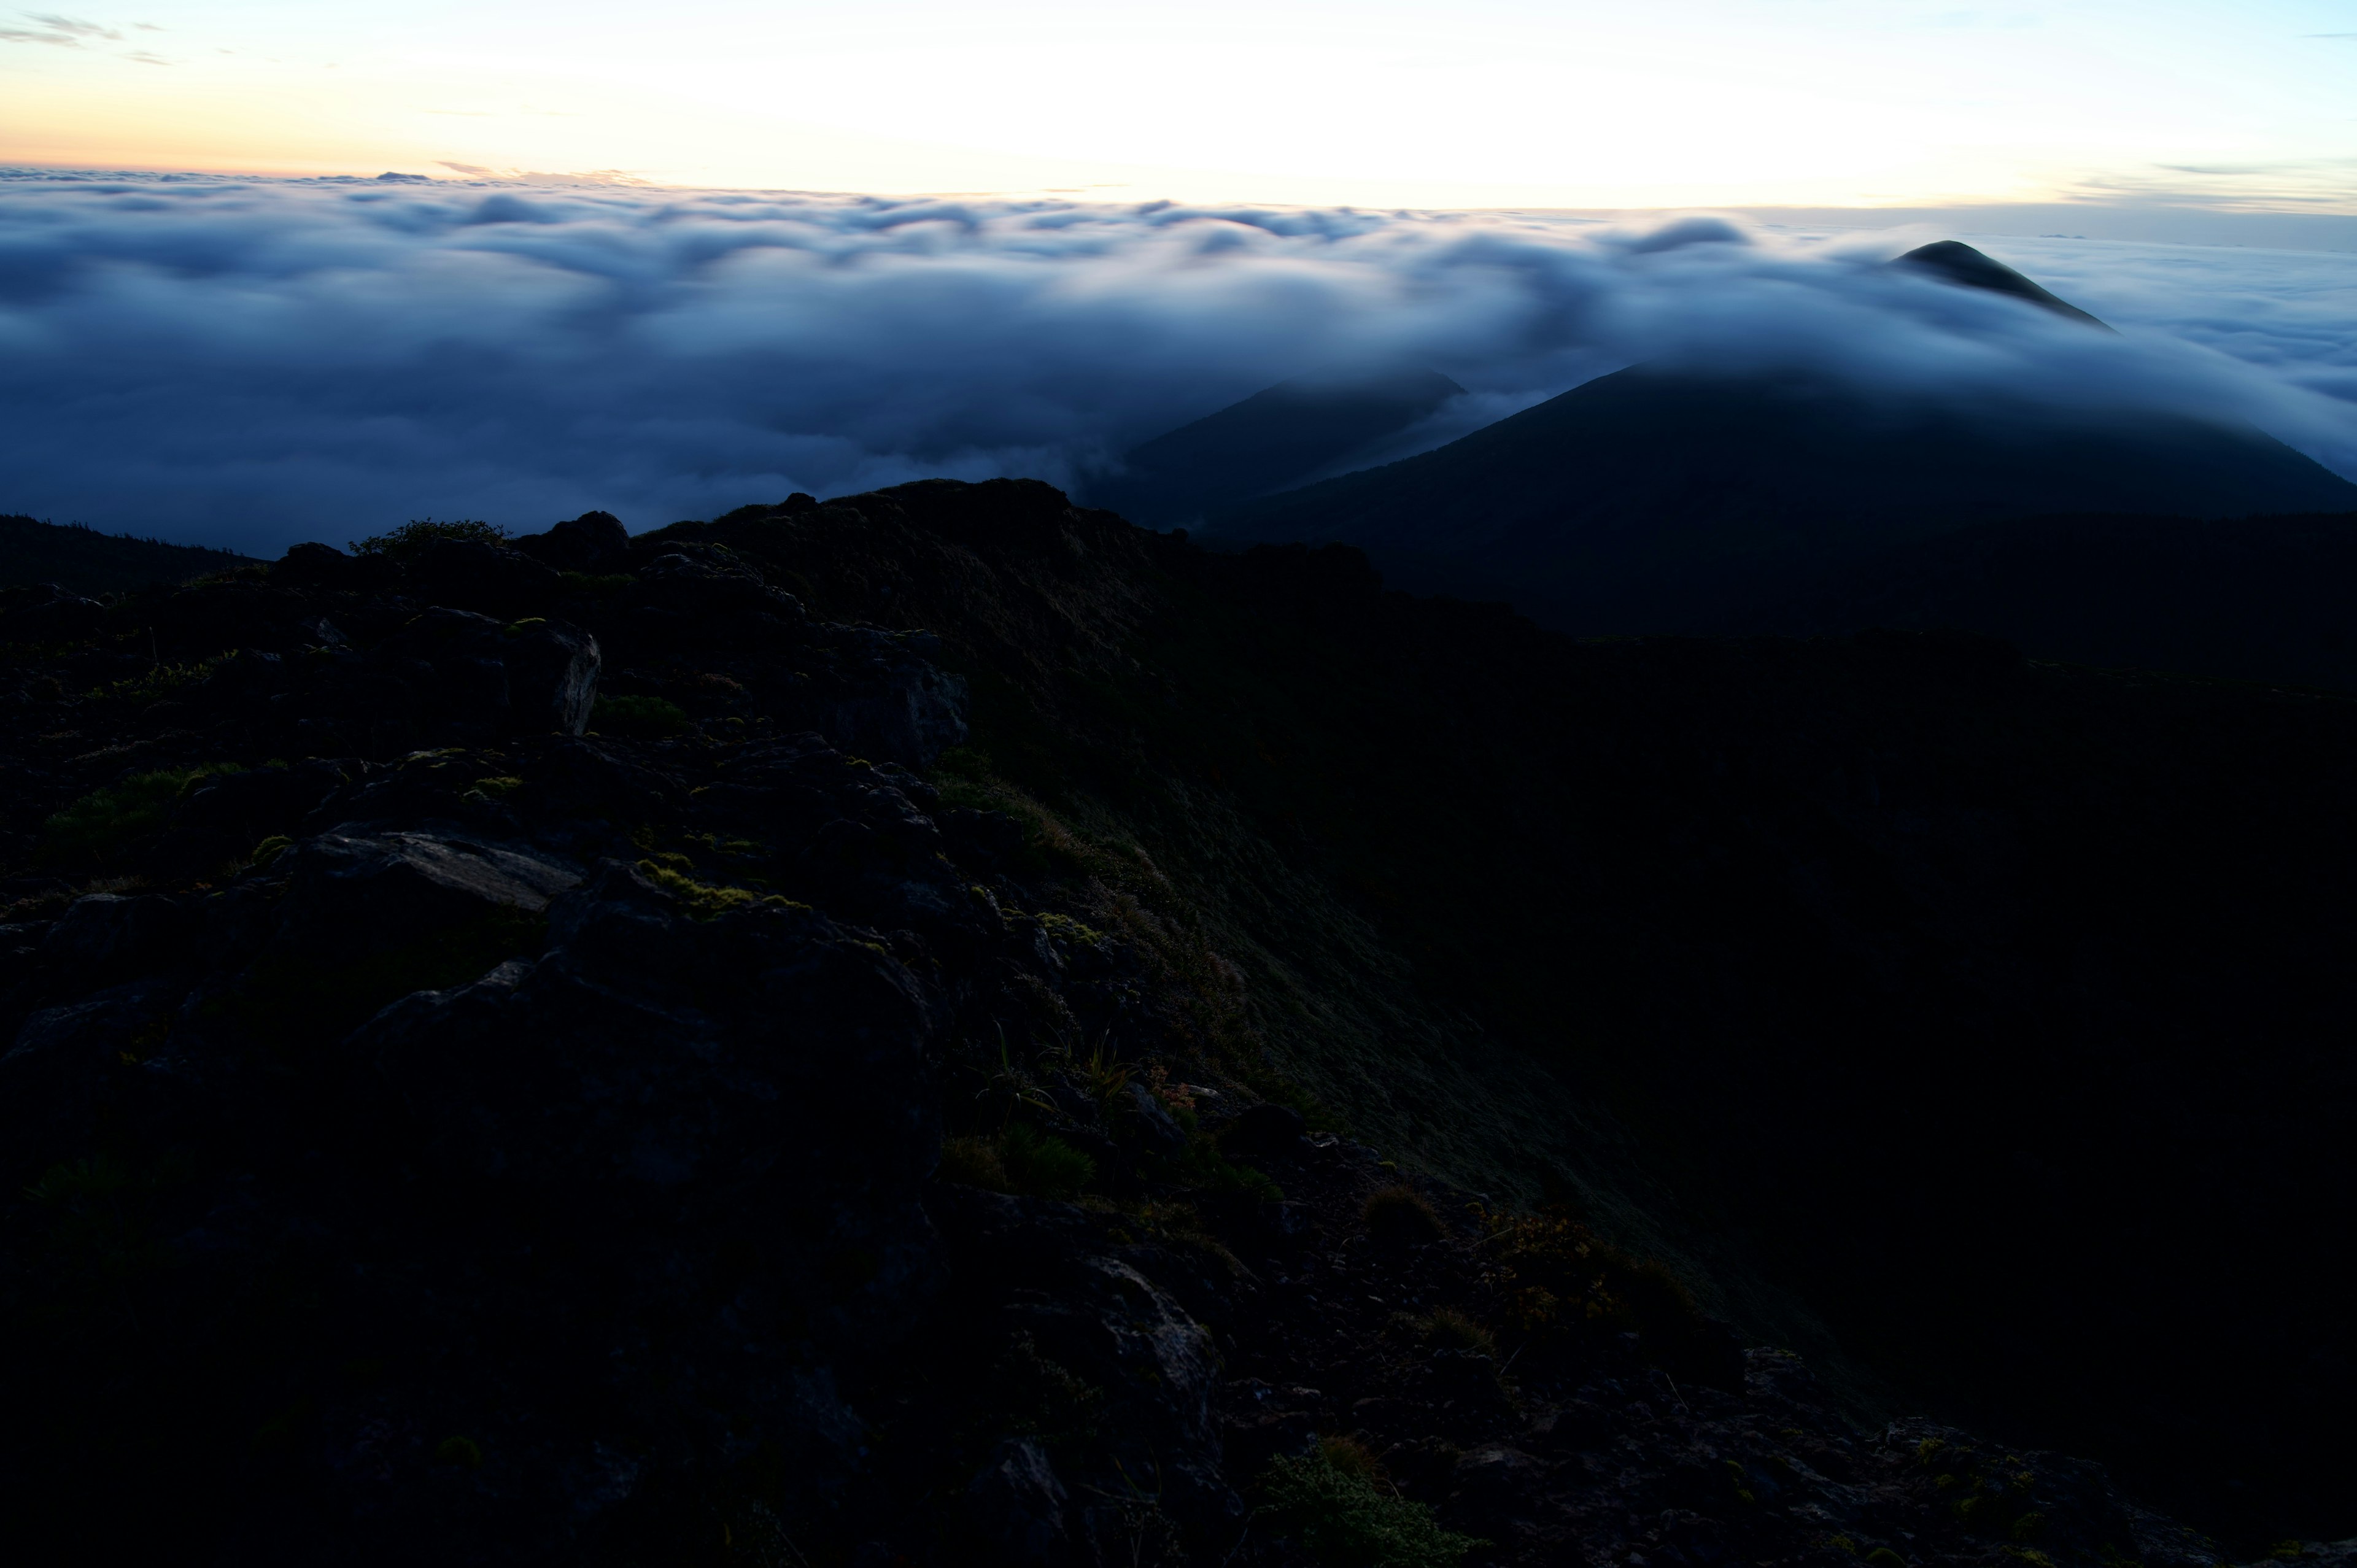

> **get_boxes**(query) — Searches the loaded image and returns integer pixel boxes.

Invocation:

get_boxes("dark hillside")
[1,512,257,593]
[664,482,2357,1544]
[1088,367,1465,528]
[2,482,2353,1562]
[1778,508,2357,689]
[1212,365,2357,635]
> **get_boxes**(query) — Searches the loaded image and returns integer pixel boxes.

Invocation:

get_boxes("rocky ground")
[1,490,2349,1566]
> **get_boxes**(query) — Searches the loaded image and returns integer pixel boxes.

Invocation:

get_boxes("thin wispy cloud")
[0,171,2348,555]
[0,11,118,44]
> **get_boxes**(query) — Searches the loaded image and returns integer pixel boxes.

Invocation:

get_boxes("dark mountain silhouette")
[1,513,257,594]
[1085,365,1464,527]
[6,482,2357,1562]
[1201,246,2357,636]
[1780,508,2357,688]
[1895,238,2112,328]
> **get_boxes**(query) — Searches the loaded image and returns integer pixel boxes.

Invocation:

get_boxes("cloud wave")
[0,168,2351,555]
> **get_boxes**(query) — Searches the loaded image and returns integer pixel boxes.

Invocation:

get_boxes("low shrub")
[937,1124,1097,1199]
[1259,1435,1485,1568]
[350,518,509,557]
[594,695,693,738]
[938,1135,1009,1191]
[1488,1205,1732,1381]
[1417,1307,1495,1357]
[1364,1184,1444,1244]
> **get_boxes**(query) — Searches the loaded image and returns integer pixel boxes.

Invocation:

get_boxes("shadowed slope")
[1206,245,2356,635]
[1,514,257,594]
[1086,366,1465,527]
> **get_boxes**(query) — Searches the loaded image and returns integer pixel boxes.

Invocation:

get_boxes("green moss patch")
[38,763,241,867]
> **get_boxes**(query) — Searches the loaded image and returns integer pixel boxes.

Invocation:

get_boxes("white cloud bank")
[0,169,2352,555]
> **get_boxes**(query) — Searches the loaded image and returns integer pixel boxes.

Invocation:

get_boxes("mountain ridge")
[5,481,2355,1560]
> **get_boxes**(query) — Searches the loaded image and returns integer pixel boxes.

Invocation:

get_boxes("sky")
[2,2,2357,209]
[2,6,2356,552]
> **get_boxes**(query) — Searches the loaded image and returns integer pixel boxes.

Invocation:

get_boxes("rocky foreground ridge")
[2,487,2352,1566]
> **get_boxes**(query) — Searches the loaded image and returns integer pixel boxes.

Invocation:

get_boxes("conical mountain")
[1200,244,2357,636]
[1085,365,1464,528]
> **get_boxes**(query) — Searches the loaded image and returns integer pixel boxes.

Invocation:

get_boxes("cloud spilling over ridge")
[1,169,2353,555]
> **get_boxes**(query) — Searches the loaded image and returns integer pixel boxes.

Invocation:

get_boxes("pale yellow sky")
[5,1,2357,209]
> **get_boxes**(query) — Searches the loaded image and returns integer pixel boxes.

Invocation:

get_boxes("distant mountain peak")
[1895,240,2111,329]
[1086,364,1465,527]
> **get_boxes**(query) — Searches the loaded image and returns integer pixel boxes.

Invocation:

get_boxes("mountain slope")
[1204,244,2357,637]
[1212,363,2357,633]
[1086,366,1465,527]
[1,512,257,594]
[5,480,2356,1557]
[692,481,2357,1545]
[1783,508,2357,687]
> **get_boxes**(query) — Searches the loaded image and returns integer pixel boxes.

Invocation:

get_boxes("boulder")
[513,509,630,574]
[966,1438,1078,1566]
[273,541,358,590]
[0,979,182,1175]
[399,538,565,617]
[276,830,581,964]
[363,607,600,743]
[1122,1078,1189,1155]
[37,893,202,989]
[0,583,104,644]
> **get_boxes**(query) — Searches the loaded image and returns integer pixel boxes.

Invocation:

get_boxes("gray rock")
[1123,1078,1188,1156]
[39,893,201,986]
[966,1438,1075,1566]
[277,830,581,962]
[1,979,181,1167]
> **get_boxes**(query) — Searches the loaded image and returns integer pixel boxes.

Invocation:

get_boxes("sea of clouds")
[1,169,2353,556]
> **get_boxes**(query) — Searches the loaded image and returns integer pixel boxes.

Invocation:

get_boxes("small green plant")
[250,834,293,867]
[635,861,760,918]
[1260,1435,1485,1568]
[1037,911,1107,947]
[991,1333,1104,1449]
[558,570,633,594]
[88,658,222,705]
[1364,1184,1444,1243]
[350,518,509,557]
[1078,1041,1132,1109]
[1000,1122,1096,1198]
[1866,1551,1908,1568]
[24,1154,135,1206]
[38,763,241,867]
[1415,1307,1495,1357]
[433,1435,485,1468]
[594,694,693,738]
[939,1134,1010,1191]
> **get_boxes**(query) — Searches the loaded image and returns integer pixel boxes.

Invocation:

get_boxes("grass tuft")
[1364,1185,1444,1244]
[1260,1436,1485,1568]
[594,695,693,738]
[38,763,241,867]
